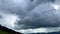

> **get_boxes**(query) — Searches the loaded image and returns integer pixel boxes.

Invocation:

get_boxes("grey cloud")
[29,0,55,10]
[0,0,60,31]
[0,0,31,16]
[0,15,3,19]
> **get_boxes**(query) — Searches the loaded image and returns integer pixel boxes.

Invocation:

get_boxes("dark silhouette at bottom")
[0,25,22,34]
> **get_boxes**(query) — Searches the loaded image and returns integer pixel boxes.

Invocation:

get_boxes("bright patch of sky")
[0,12,19,29]
[15,27,60,34]
[51,4,60,10]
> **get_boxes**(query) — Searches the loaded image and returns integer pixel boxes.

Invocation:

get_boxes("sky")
[0,0,60,34]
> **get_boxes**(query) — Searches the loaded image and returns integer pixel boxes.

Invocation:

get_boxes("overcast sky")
[0,0,60,34]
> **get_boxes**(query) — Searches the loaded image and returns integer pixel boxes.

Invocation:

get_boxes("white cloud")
[51,4,60,10]
[15,27,60,33]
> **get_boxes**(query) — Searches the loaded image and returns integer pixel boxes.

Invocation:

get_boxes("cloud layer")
[0,0,60,33]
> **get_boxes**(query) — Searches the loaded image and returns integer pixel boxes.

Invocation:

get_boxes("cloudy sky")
[0,0,60,34]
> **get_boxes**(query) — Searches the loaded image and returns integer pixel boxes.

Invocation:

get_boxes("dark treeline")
[0,25,22,34]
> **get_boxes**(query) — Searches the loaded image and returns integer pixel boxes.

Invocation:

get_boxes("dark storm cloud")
[14,0,60,30]
[29,0,55,10]
[0,0,60,30]
[14,3,59,29]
